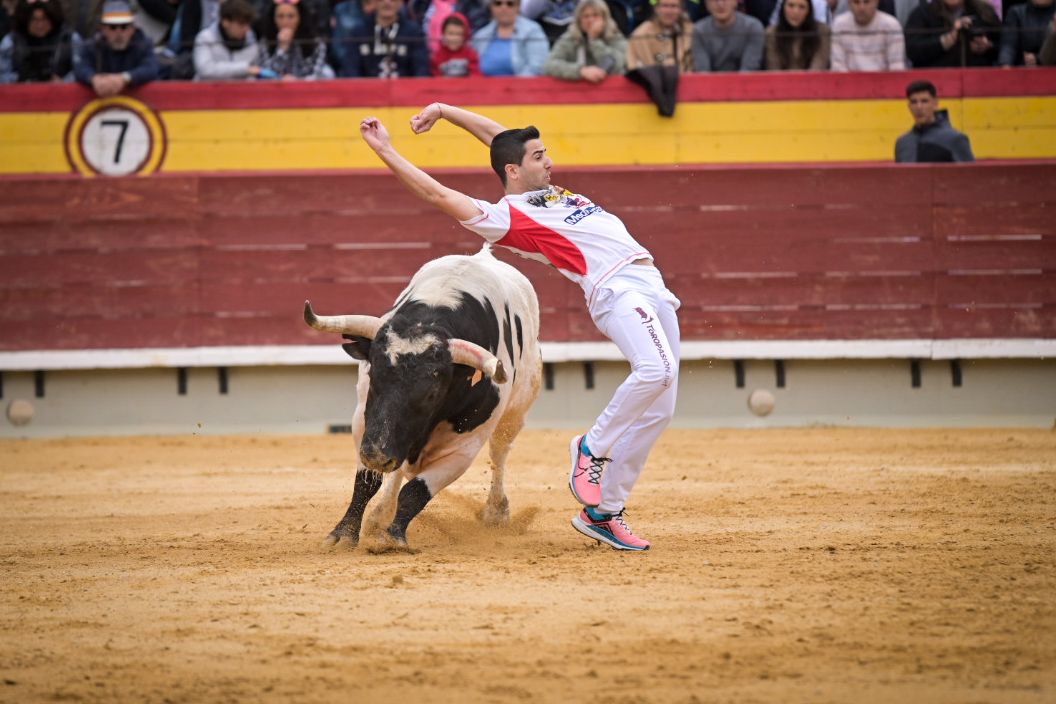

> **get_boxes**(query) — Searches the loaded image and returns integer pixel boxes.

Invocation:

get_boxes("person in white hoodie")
[193,0,262,79]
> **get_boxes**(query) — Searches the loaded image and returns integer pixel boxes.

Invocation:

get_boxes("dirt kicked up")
[1,428,1054,704]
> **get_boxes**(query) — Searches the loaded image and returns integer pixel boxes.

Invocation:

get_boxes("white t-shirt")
[460,186,652,309]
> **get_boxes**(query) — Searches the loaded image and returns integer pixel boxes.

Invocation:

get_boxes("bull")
[304,247,541,551]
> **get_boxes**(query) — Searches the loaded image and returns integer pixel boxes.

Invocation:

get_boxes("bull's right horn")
[303,301,383,338]
[449,339,508,384]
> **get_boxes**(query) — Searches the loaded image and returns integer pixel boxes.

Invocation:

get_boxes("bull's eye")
[433,370,441,378]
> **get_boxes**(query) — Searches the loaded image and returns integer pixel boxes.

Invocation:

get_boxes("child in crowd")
[430,12,480,76]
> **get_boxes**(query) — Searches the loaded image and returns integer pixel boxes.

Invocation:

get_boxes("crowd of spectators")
[2,0,1054,87]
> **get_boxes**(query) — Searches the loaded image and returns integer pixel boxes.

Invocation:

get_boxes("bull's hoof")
[365,541,418,555]
[321,530,359,551]
[364,527,417,554]
[481,498,511,527]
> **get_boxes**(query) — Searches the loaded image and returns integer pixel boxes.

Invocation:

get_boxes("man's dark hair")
[220,0,256,24]
[490,126,540,186]
[906,80,937,98]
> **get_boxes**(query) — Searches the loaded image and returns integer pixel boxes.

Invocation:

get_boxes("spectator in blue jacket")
[338,0,428,76]
[74,0,158,95]
[470,0,548,75]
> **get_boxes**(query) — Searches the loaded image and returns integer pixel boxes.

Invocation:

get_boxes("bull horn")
[303,301,383,338]
[448,339,507,384]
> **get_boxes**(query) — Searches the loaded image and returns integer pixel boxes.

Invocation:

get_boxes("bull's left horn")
[304,301,383,338]
[448,339,508,384]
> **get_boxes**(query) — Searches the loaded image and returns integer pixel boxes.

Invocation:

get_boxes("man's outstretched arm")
[410,103,507,147]
[360,117,482,222]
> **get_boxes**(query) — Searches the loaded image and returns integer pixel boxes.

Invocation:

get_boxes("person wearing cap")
[73,0,158,96]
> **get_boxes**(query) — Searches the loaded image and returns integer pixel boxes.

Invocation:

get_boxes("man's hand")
[91,73,125,97]
[360,117,392,152]
[579,65,607,83]
[410,102,443,135]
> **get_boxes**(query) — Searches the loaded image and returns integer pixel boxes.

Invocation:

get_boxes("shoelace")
[585,455,610,485]
[612,510,634,533]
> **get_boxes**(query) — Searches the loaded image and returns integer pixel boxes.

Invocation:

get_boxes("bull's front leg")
[367,442,478,553]
[362,470,403,538]
[366,478,433,553]
[322,467,383,549]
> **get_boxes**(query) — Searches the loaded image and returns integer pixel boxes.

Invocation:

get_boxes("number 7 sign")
[65,96,166,177]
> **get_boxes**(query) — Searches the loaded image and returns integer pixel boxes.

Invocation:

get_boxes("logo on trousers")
[632,306,672,388]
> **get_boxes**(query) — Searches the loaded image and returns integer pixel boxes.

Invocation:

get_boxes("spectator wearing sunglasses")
[193,0,263,79]
[470,0,548,75]
[337,0,429,76]
[0,0,75,82]
[74,0,158,95]
[258,0,333,77]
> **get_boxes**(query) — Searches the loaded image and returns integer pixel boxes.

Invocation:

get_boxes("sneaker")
[571,507,651,551]
[568,435,607,507]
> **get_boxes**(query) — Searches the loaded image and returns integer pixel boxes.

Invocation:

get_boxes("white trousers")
[585,264,681,514]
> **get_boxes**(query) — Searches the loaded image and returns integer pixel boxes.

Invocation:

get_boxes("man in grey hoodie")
[895,80,975,163]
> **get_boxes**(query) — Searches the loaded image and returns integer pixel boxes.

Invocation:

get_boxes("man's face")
[704,0,737,24]
[654,0,682,28]
[848,0,878,25]
[907,90,938,127]
[510,138,552,192]
[221,17,250,40]
[375,0,402,25]
[101,22,134,50]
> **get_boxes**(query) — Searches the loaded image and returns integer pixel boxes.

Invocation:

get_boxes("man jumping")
[359,104,681,551]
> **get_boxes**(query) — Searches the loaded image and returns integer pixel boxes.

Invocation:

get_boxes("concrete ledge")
[1,339,1053,371]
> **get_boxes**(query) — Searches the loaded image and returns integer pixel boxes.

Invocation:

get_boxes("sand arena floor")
[1,428,1054,703]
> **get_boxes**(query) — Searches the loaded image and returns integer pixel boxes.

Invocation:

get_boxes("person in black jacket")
[904,0,1000,67]
[74,0,159,95]
[998,0,1055,66]
[0,0,74,82]
[895,80,975,163]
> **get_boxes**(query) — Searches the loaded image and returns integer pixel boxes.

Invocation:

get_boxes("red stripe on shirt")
[498,206,588,276]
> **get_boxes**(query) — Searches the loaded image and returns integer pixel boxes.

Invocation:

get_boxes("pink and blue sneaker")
[568,434,607,507]
[571,506,651,551]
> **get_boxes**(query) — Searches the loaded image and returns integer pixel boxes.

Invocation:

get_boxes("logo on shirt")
[563,205,602,225]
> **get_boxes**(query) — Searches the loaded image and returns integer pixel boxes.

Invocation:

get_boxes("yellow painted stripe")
[3,96,1054,174]
[0,113,73,174]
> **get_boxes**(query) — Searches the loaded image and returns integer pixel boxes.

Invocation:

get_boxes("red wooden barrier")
[0,163,1053,352]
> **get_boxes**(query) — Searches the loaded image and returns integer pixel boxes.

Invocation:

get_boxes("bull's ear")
[341,335,371,360]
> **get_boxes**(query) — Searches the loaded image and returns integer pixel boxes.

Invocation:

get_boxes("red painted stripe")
[2,68,1054,113]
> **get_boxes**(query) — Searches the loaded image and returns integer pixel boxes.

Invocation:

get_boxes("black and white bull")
[304,247,541,551]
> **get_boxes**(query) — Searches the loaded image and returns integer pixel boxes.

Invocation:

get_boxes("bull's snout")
[360,446,400,474]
